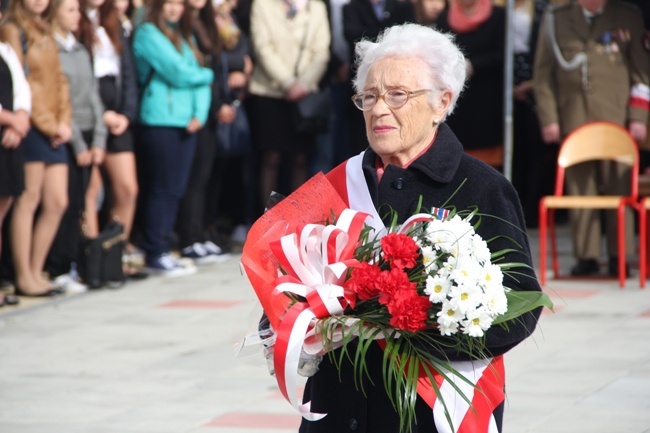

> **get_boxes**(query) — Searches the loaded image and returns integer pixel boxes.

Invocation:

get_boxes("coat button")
[349,418,359,430]
[391,178,405,190]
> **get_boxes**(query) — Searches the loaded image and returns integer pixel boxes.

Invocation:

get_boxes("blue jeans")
[137,126,197,261]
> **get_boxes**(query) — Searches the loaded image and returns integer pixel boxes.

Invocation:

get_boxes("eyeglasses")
[351,89,431,111]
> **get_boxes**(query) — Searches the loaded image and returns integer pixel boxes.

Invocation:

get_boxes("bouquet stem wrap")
[241,173,360,419]
[269,209,370,419]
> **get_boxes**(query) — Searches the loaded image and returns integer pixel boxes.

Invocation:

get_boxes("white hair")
[352,23,467,119]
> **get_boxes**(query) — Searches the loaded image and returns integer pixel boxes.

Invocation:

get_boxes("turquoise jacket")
[132,22,213,127]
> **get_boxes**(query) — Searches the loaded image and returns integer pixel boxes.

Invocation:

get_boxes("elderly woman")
[299,23,542,433]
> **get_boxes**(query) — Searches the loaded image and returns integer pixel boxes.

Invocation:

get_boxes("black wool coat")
[299,123,543,433]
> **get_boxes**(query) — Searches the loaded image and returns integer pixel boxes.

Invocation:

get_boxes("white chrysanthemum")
[438,319,460,336]
[448,255,484,288]
[420,245,439,271]
[424,219,465,255]
[426,231,459,256]
[424,274,452,304]
[469,234,491,264]
[479,263,504,290]
[461,306,493,337]
[437,299,464,332]
[482,284,508,317]
[448,281,483,315]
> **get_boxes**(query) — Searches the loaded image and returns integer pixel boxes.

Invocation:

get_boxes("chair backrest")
[553,121,639,197]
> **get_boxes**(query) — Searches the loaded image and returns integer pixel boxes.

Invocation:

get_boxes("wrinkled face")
[162,0,184,22]
[23,0,50,16]
[362,56,450,167]
[55,0,81,32]
[421,0,445,21]
[578,0,607,12]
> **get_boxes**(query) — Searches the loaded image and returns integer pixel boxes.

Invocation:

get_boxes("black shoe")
[608,256,631,277]
[571,259,600,276]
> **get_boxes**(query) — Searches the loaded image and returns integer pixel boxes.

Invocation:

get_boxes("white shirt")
[0,42,32,114]
[54,32,78,52]
[88,8,121,78]
[513,5,532,54]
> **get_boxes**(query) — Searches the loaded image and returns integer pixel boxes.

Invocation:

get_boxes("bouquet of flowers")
[240,173,552,433]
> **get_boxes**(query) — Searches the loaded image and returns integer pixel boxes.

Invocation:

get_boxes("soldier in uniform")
[533,0,650,276]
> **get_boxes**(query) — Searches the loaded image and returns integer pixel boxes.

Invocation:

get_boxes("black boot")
[608,256,630,277]
[571,259,600,276]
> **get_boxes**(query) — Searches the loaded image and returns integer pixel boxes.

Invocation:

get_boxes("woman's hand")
[51,123,72,147]
[90,146,106,165]
[228,71,248,89]
[1,127,22,148]
[217,104,236,124]
[513,80,533,101]
[104,111,130,136]
[11,110,31,137]
[186,117,203,133]
[284,83,309,102]
[76,150,93,166]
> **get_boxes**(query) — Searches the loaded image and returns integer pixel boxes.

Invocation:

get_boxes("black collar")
[361,123,464,184]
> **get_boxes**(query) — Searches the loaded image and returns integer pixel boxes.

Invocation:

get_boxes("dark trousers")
[45,132,92,278]
[176,125,216,248]
[511,99,557,228]
[137,125,196,260]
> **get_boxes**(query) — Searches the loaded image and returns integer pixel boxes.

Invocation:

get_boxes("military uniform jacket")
[533,0,650,136]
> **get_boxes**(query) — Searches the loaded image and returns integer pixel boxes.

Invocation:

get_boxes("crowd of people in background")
[0,0,649,305]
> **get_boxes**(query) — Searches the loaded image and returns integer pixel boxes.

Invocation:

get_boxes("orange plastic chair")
[538,121,639,288]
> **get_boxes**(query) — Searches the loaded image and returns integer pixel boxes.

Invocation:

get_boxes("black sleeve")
[119,33,139,122]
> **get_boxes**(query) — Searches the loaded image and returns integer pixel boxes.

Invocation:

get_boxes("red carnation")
[376,267,416,305]
[381,232,420,270]
[386,291,431,332]
[346,262,382,300]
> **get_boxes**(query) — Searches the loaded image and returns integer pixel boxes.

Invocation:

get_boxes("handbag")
[290,4,331,135]
[215,52,251,156]
[78,220,126,289]
[292,87,331,134]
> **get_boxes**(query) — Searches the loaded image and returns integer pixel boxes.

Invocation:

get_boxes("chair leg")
[549,210,560,278]
[539,202,547,286]
[617,204,626,288]
[640,204,647,289]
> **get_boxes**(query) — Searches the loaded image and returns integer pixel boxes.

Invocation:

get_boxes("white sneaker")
[181,242,219,265]
[146,253,197,277]
[203,241,232,262]
[53,273,88,293]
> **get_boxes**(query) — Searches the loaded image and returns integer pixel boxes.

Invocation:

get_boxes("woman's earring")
[433,118,440,125]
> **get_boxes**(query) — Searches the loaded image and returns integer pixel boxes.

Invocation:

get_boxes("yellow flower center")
[461,292,468,301]
[434,285,442,293]
[472,318,480,325]
[447,309,456,317]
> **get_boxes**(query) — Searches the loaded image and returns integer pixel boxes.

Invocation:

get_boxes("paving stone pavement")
[1,225,650,433]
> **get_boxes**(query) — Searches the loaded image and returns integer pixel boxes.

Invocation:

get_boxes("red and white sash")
[327,153,506,433]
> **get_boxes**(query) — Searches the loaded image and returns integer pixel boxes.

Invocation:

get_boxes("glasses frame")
[351,88,431,111]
